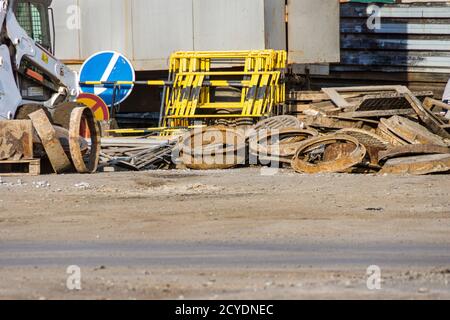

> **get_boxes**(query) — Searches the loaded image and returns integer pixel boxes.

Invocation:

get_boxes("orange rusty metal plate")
[0,120,33,160]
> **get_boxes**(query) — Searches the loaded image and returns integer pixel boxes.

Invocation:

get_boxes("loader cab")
[12,0,56,102]
[14,0,54,53]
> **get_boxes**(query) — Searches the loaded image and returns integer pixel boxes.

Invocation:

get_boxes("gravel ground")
[0,168,449,299]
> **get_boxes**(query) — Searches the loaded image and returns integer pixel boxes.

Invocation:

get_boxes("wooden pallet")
[0,159,40,176]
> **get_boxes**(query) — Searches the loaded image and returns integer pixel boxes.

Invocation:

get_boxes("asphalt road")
[1,240,449,269]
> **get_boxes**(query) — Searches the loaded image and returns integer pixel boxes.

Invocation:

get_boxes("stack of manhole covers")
[179,127,246,170]
[253,115,305,131]
[249,128,319,164]
[380,116,448,147]
[248,116,313,164]
[335,128,389,165]
[291,135,367,174]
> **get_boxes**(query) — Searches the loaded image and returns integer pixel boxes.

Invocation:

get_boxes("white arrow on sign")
[94,52,121,96]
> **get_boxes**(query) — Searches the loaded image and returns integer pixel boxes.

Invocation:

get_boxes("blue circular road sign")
[79,51,135,107]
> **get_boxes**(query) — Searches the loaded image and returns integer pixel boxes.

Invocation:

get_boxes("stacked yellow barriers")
[162,50,287,129]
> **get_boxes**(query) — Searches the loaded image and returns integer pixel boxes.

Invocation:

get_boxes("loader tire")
[52,102,87,130]
[15,104,52,122]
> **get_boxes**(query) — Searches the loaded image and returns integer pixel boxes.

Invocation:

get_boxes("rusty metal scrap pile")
[2,85,449,176]
[175,85,450,175]
[99,139,177,171]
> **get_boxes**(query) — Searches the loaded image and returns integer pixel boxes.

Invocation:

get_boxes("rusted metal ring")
[69,107,101,173]
[249,128,319,160]
[291,134,367,174]
[180,127,246,170]
[181,127,246,157]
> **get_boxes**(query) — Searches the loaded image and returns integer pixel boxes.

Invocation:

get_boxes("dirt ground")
[0,168,449,300]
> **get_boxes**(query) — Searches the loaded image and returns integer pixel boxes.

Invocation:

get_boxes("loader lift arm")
[0,0,78,120]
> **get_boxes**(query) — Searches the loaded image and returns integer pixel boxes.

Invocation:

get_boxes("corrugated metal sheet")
[313,2,450,98]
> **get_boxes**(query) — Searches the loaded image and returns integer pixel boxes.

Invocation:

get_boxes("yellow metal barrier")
[162,50,286,128]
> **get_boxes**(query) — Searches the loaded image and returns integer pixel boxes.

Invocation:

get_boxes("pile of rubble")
[175,86,450,175]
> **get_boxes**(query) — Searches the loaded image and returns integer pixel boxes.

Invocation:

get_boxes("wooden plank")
[322,88,351,108]
[404,92,450,139]
[288,91,329,101]
[338,109,415,119]
[28,109,73,174]
[321,85,409,110]
[423,98,450,112]
[324,85,406,93]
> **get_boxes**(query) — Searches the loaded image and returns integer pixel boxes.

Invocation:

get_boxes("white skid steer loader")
[0,0,80,128]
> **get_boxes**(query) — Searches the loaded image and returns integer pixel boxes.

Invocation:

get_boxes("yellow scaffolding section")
[162,50,287,129]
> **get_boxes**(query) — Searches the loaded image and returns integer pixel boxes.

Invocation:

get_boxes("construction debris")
[278,86,450,175]
[0,159,40,176]
[249,127,319,164]
[1,85,450,176]
[0,120,33,161]
[379,145,450,163]
[29,109,73,174]
[173,85,450,175]
[291,135,367,174]
[380,154,450,176]
[178,127,246,170]
[380,116,447,147]
[99,136,179,171]
[253,115,304,131]
[0,107,101,176]
[69,107,101,174]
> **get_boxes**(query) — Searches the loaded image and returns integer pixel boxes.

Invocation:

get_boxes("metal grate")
[16,2,44,46]
[16,3,33,36]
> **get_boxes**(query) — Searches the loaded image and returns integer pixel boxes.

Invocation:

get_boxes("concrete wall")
[52,0,340,70]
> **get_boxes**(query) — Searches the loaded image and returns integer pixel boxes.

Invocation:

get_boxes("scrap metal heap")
[169,85,450,175]
[2,83,450,176]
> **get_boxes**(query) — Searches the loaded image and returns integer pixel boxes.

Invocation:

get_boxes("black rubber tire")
[15,104,52,122]
[52,102,86,130]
